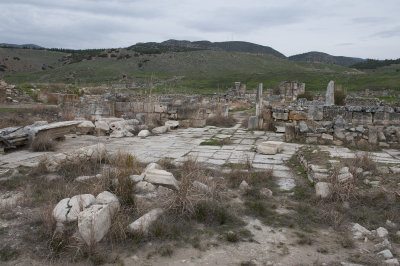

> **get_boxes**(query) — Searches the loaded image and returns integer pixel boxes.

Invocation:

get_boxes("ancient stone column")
[248,116,259,130]
[325,81,335,106]
[256,83,263,116]
[222,104,229,117]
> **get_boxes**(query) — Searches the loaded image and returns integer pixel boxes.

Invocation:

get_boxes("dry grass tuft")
[329,163,357,203]
[206,115,237,128]
[349,152,377,173]
[31,133,57,152]
[165,159,220,217]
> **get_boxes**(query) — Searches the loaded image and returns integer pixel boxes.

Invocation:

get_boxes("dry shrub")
[107,206,135,243]
[206,115,237,128]
[319,207,345,229]
[164,159,221,217]
[329,164,357,203]
[349,152,377,173]
[88,87,105,95]
[31,133,57,152]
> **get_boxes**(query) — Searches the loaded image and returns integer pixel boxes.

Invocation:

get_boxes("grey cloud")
[185,6,312,33]
[352,17,390,24]
[372,26,400,38]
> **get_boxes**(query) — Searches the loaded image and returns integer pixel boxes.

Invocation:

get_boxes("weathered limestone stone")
[307,106,323,121]
[75,174,102,182]
[138,129,151,138]
[53,194,95,223]
[248,116,259,130]
[377,227,389,238]
[321,133,333,141]
[351,223,371,239]
[191,119,206,127]
[222,104,229,117]
[165,120,179,129]
[315,182,332,198]
[152,126,168,135]
[78,204,112,245]
[272,112,289,120]
[325,81,334,106]
[257,141,284,155]
[95,120,109,133]
[45,144,107,172]
[143,162,162,173]
[384,259,399,265]
[289,110,307,120]
[143,169,179,190]
[95,191,120,216]
[285,124,295,142]
[239,180,249,191]
[299,121,308,133]
[135,181,156,193]
[369,126,378,145]
[378,249,394,259]
[352,112,372,125]
[77,120,95,135]
[256,83,263,116]
[128,208,164,234]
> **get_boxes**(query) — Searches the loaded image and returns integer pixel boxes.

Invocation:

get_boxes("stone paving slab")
[2,124,400,193]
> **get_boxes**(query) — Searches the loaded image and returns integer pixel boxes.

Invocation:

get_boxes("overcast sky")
[1,0,399,59]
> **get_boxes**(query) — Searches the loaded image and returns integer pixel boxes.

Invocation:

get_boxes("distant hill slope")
[0,47,65,74]
[351,58,400,69]
[1,43,399,92]
[0,43,43,49]
[289,51,364,66]
[129,40,286,58]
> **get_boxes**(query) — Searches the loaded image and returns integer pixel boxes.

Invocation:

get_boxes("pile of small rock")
[351,222,400,265]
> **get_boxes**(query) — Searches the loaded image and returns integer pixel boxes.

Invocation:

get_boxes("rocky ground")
[1,120,400,265]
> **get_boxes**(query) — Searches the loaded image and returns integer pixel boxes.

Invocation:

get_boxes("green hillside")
[1,47,399,94]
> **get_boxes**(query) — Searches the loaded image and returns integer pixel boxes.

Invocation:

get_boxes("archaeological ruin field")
[0,44,400,266]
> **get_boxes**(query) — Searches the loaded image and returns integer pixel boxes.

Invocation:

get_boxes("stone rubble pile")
[351,223,400,265]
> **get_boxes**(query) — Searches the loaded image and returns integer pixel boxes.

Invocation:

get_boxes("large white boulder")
[95,191,120,216]
[95,120,110,132]
[152,126,168,135]
[143,162,162,173]
[67,194,96,221]
[143,169,179,190]
[134,181,156,193]
[377,227,389,238]
[138,129,151,138]
[257,141,284,155]
[351,223,372,239]
[78,204,112,246]
[165,120,179,129]
[128,208,164,234]
[52,194,95,223]
[315,182,332,199]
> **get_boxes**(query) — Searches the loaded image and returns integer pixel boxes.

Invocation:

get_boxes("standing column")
[256,83,263,116]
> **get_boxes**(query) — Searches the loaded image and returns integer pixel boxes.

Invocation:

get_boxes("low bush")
[206,115,237,128]
[31,134,57,152]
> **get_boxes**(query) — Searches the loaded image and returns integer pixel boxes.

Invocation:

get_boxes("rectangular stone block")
[352,112,372,125]
[373,112,389,125]
[272,112,289,120]
[248,116,259,130]
[115,102,131,113]
[289,111,307,120]
[389,112,400,125]
[307,106,323,121]
[132,102,144,113]
[143,103,154,113]
[154,103,168,113]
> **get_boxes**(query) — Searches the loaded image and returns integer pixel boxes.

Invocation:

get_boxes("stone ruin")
[249,80,400,148]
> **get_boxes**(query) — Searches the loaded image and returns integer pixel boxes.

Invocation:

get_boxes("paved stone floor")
[1,125,400,191]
